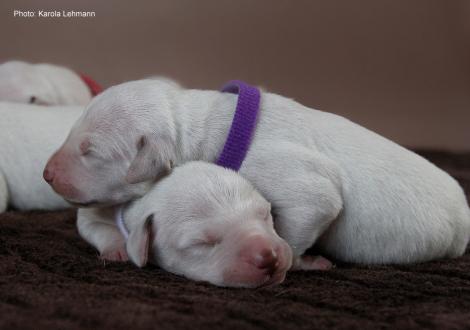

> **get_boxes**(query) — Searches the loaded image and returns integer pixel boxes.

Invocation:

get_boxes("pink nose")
[43,153,79,199]
[242,235,279,275]
[43,151,63,185]
[43,166,54,183]
[43,163,79,199]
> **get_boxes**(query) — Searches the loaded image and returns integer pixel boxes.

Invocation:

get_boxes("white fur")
[0,102,83,212]
[48,79,470,264]
[78,161,294,287]
[77,206,127,261]
[0,61,92,105]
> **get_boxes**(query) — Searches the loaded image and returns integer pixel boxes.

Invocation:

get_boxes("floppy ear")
[126,214,154,268]
[125,134,174,184]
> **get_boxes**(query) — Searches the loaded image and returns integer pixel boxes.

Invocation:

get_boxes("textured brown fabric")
[1,151,469,329]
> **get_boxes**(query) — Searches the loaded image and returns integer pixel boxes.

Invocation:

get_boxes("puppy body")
[78,161,294,287]
[49,80,470,264]
[0,102,83,212]
[176,88,470,263]
[0,61,92,105]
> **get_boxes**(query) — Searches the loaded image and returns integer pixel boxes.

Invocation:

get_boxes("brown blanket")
[1,150,469,329]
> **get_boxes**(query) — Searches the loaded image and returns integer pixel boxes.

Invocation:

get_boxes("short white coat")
[0,102,83,211]
[54,79,470,264]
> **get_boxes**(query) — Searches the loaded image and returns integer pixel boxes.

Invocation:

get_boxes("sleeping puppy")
[45,79,470,265]
[0,60,96,106]
[77,161,331,288]
[0,102,83,212]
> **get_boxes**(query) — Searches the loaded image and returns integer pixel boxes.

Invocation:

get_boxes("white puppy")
[0,60,97,106]
[77,161,331,287]
[0,102,83,212]
[45,79,470,264]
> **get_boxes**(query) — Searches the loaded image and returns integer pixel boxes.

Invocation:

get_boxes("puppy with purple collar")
[46,79,469,269]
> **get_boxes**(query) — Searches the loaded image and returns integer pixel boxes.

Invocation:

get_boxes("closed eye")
[80,147,97,159]
[191,241,215,249]
[179,236,221,251]
[81,149,92,156]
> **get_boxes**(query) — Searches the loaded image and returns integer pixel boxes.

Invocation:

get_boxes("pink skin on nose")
[43,150,81,201]
[223,235,291,287]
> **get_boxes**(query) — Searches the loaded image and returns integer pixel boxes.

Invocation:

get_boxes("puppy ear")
[125,134,174,184]
[126,214,154,268]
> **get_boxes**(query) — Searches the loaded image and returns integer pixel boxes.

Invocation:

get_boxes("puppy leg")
[291,255,333,271]
[245,144,343,257]
[77,207,128,262]
[273,173,342,256]
[0,172,8,213]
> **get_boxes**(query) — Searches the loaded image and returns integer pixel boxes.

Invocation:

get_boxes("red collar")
[79,73,103,96]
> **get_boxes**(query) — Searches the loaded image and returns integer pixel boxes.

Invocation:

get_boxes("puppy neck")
[171,88,239,165]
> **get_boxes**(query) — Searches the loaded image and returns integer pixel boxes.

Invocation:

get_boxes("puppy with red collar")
[0,60,102,105]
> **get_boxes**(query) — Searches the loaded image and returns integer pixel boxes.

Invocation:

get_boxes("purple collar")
[216,80,261,171]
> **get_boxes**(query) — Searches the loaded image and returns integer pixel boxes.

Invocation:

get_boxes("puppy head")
[126,162,293,288]
[0,60,91,105]
[43,79,179,206]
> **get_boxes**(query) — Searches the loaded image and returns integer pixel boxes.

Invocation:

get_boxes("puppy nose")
[254,248,278,274]
[242,235,279,274]
[43,166,54,183]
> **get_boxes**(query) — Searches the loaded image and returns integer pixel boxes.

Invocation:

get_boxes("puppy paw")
[291,255,333,271]
[100,245,129,262]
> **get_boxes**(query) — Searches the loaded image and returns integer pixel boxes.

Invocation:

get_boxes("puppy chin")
[262,267,289,287]
[221,266,286,288]
[63,194,116,208]
[65,198,101,208]
[64,191,134,208]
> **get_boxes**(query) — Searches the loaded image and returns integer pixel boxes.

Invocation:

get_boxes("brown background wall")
[1,0,469,150]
